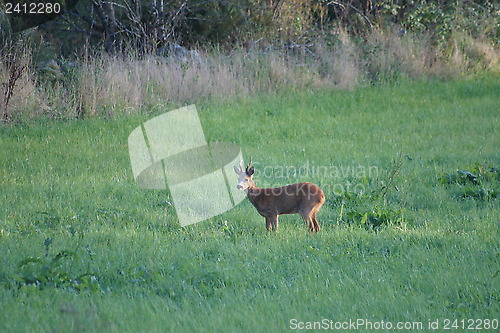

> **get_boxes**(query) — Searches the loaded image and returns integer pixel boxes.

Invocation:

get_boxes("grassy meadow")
[0,76,499,332]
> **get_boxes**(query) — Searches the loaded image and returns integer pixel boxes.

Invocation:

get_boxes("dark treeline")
[1,0,498,55]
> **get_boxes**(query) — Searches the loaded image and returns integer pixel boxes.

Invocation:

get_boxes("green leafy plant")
[344,205,405,230]
[14,238,101,293]
[404,2,453,41]
[439,162,499,201]
[334,153,406,230]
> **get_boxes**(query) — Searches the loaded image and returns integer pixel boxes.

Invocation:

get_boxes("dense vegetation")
[2,1,498,50]
[1,0,499,124]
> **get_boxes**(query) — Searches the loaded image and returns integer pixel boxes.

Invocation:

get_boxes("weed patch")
[439,162,499,201]
[13,238,102,294]
[333,154,407,230]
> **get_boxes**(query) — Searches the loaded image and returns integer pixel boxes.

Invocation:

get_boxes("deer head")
[233,158,255,191]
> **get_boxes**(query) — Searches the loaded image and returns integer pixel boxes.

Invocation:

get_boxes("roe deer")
[234,159,325,232]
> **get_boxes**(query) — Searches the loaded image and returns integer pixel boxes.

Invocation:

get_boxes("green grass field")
[0,77,498,332]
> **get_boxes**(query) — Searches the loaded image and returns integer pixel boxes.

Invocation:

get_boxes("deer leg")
[265,216,272,231]
[299,209,315,232]
[312,212,320,232]
[309,200,324,233]
[272,215,279,231]
[266,214,279,231]
[309,218,315,233]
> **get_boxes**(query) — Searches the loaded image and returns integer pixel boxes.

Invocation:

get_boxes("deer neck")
[245,183,261,205]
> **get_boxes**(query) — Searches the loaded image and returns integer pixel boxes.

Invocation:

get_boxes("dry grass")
[1,29,498,122]
[0,47,38,122]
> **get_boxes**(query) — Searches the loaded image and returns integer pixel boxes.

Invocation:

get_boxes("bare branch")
[326,1,374,30]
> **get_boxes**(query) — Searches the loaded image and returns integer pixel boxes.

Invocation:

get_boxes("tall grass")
[1,29,498,122]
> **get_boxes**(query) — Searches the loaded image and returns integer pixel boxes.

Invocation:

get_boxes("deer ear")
[233,165,242,174]
[247,166,254,177]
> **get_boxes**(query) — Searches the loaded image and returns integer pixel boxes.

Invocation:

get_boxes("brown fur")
[235,161,325,232]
